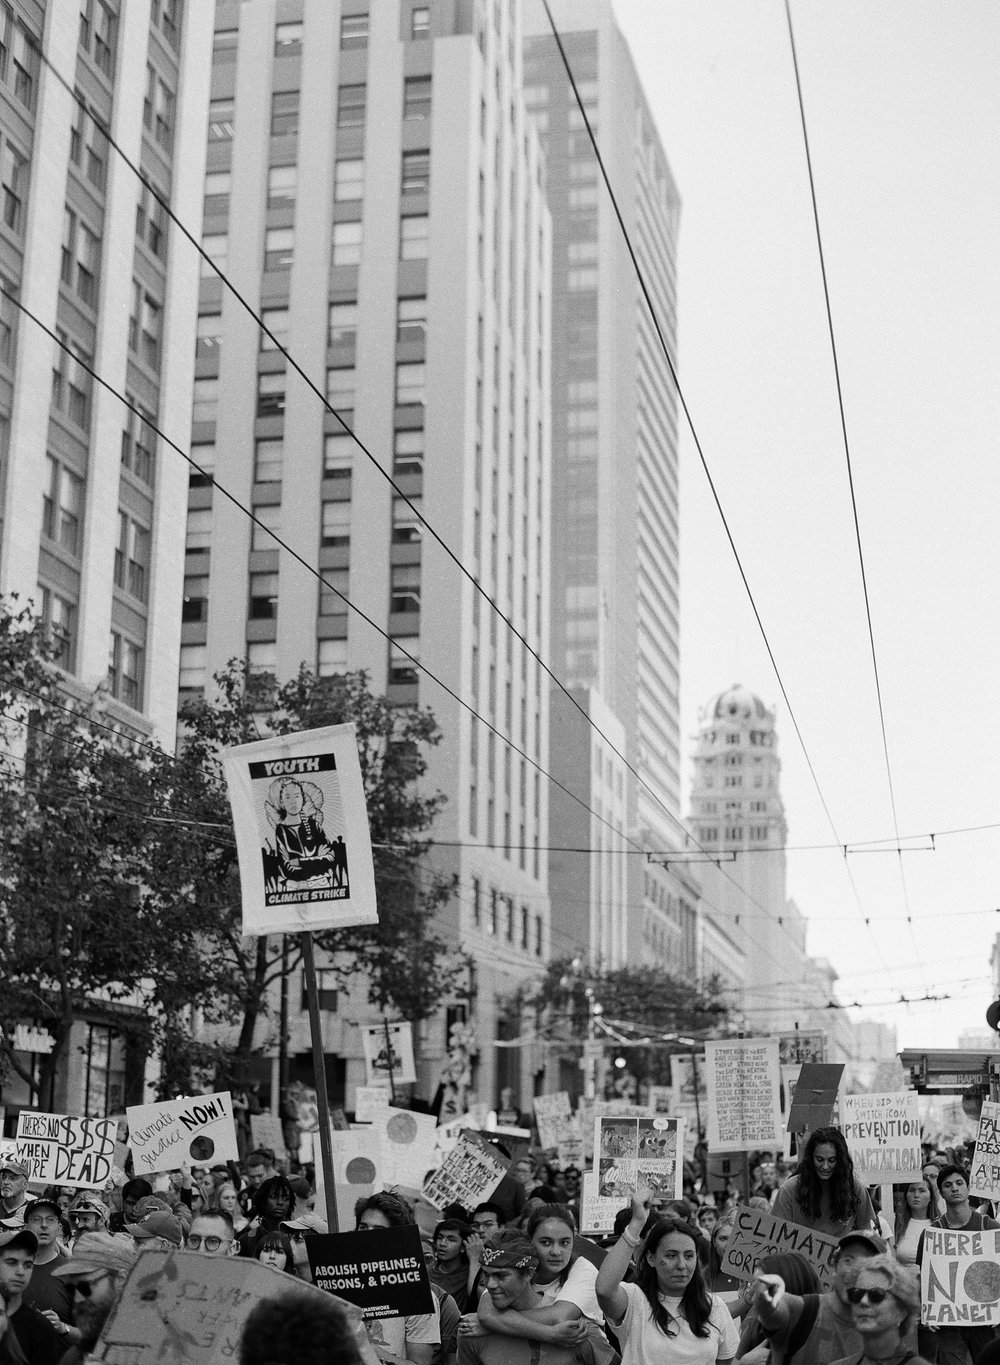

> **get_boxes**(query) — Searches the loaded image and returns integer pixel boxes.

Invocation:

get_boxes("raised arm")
[595,1188,647,1324]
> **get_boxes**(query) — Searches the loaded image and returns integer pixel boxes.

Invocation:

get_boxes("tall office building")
[185,1,552,1108]
[0,0,212,1119]
[524,0,690,974]
[0,0,212,743]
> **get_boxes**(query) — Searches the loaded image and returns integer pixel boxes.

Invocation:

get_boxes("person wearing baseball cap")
[124,1209,184,1250]
[278,1212,329,1282]
[52,1232,136,1364]
[67,1196,109,1252]
[0,1227,63,1365]
[22,1198,82,1347]
[0,1159,31,1231]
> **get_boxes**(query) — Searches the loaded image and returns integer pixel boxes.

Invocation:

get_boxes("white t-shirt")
[895,1217,931,1266]
[612,1283,739,1365]
[536,1257,605,1325]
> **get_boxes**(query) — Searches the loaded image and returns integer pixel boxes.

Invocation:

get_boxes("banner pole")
[301,931,340,1232]
[384,1017,397,1103]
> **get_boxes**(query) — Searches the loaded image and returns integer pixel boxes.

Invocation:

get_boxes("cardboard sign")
[533,1092,573,1149]
[722,1204,840,1289]
[778,1032,827,1066]
[15,1111,116,1188]
[969,1099,1000,1199]
[922,1226,1000,1327]
[369,1108,439,1191]
[786,1063,844,1132]
[95,1248,380,1365]
[705,1038,782,1152]
[355,1087,392,1123]
[580,1170,616,1235]
[249,1112,288,1162]
[328,1127,379,1217]
[841,1091,921,1179]
[422,1129,508,1211]
[222,722,378,936]
[361,1024,417,1087]
[588,1115,684,1232]
[307,1225,434,1320]
[127,1092,238,1175]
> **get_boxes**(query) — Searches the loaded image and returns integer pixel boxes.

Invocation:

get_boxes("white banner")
[841,1091,921,1180]
[361,1024,417,1086]
[705,1038,782,1152]
[222,723,378,936]
[127,1093,239,1175]
[16,1112,116,1188]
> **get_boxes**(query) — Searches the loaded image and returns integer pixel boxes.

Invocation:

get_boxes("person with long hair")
[771,1128,875,1238]
[210,1182,249,1238]
[706,1217,742,1306]
[595,1190,739,1365]
[252,1231,295,1274]
[893,1180,937,1267]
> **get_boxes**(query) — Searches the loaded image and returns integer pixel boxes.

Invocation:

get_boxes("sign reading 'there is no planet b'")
[126,1092,239,1175]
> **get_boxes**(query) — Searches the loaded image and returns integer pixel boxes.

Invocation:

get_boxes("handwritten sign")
[127,1092,238,1175]
[841,1091,921,1179]
[580,1170,616,1236]
[722,1205,840,1290]
[922,1226,1000,1327]
[422,1130,508,1212]
[307,1225,434,1319]
[15,1112,116,1188]
[587,1115,684,1232]
[778,1032,827,1066]
[705,1038,782,1152]
[533,1092,573,1149]
[249,1113,288,1162]
[361,1024,417,1086]
[970,1100,1000,1199]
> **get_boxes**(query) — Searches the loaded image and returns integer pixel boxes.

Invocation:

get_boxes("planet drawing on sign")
[964,1260,1000,1303]
[386,1113,418,1144]
[345,1156,377,1184]
[190,1136,215,1162]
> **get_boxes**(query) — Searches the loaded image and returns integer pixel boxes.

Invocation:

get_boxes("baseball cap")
[838,1230,888,1256]
[280,1213,329,1234]
[0,1228,38,1254]
[130,1195,171,1221]
[23,1198,63,1221]
[126,1210,184,1246]
[0,1158,30,1178]
[70,1196,110,1222]
[52,1232,136,1278]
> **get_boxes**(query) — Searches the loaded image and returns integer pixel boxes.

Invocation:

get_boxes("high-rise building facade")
[0,0,212,743]
[186,1,552,1109]
[524,0,688,972]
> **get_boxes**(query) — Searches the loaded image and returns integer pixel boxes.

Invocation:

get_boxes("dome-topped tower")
[690,684,785,847]
[706,683,772,725]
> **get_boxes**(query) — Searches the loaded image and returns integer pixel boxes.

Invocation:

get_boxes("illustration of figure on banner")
[262,776,348,894]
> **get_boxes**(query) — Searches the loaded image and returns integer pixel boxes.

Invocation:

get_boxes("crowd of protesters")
[0,1124,991,1365]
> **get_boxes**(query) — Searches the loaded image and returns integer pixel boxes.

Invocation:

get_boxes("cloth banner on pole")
[222,722,378,936]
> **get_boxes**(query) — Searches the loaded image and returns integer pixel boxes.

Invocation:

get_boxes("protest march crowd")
[2,1104,1000,1365]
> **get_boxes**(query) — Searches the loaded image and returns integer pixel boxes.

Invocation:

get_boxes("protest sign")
[778,1032,827,1066]
[222,722,378,937]
[970,1100,1000,1198]
[647,1086,673,1114]
[307,1224,434,1320]
[580,1170,616,1236]
[95,1249,379,1365]
[361,1023,417,1086]
[670,1053,707,1155]
[369,1108,438,1191]
[328,1127,379,1216]
[705,1038,782,1152]
[786,1063,843,1133]
[249,1112,288,1162]
[422,1129,508,1211]
[587,1115,684,1232]
[127,1092,238,1176]
[533,1092,573,1148]
[354,1087,392,1123]
[722,1204,840,1290]
[15,1111,116,1188]
[921,1226,1000,1328]
[841,1091,921,1180]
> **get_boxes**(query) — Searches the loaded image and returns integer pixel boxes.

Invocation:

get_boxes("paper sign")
[422,1130,508,1211]
[841,1091,921,1179]
[705,1039,782,1152]
[96,1248,380,1365]
[370,1108,439,1191]
[307,1225,434,1319]
[970,1099,1000,1198]
[355,1087,392,1123]
[778,1032,827,1066]
[587,1115,684,1232]
[362,1024,417,1087]
[127,1092,238,1176]
[222,722,378,936]
[648,1086,673,1114]
[249,1113,288,1162]
[533,1092,573,1149]
[15,1112,116,1188]
[786,1063,844,1133]
[580,1170,616,1235]
[722,1204,840,1289]
[329,1127,379,1217]
[921,1226,1000,1327]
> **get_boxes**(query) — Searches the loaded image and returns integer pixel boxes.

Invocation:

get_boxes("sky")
[598,0,1000,1048]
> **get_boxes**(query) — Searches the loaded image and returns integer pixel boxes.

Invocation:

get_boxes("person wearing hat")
[67,1199,108,1254]
[51,1232,136,1365]
[0,1161,31,1232]
[829,1254,931,1365]
[751,1230,889,1365]
[278,1213,329,1282]
[0,1227,63,1365]
[22,1199,82,1347]
[124,1210,184,1251]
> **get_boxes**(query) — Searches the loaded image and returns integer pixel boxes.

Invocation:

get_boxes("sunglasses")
[187,1235,229,1252]
[847,1287,890,1306]
[73,1274,110,1299]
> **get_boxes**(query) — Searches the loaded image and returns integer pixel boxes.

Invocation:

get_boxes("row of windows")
[0,4,38,109]
[471,878,543,953]
[37,580,145,711]
[185,557,419,629]
[216,7,431,58]
[187,490,421,557]
[79,0,117,79]
[206,76,431,148]
[42,456,152,604]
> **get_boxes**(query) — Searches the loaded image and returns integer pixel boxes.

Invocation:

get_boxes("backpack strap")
[784,1294,821,1365]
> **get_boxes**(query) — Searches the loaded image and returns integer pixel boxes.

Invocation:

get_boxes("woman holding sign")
[595,1187,739,1365]
[772,1129,876,1239]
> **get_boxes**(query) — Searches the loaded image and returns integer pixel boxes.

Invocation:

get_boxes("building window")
[189,442,215,487]
[108,632,144,710]
[403,75,431,121]
[247,642,277,681]
[192,376,218,426]
[325,367,355,414]
[264,227,294,272]
[328,301,358,348]
[129,285,162,371]
[256,371,285,419]
[186,508,212,555]
[336,83,366,129]
[84,120,107,190]
[249,571,279,619]
[120,404,155,485]
[200,233,228,279]
[393,428,424,477]
[251,504,280,551]
[399,215,428,260]
[1,141,27,233]
[90,0,116,76]
[395,362,425,407]
[159,0,180,49]
[253,438,283,484]
[137,182,168,259]
[203,169,231,217]
[401,150,430,196]
[391,496,422,544]
[324,433,352,478]
[390,564,420,615]
[150,74,174,151]
[213,27,237,62]
[208,98,235,142]
[318,638,348,677]
[331,221,362,267]
[388,641,418,688]
[321,501,351,547]
[274,21,302,55]
[181,579,207,624]
[319,569,349,617]
[0,275,17,365]
[340,12,368,48]
[260,307,289,352]
[411,6,430,39]
[195,312,221,363]
[396,296,426,345]
[39,586,77,670]
[179,644,207,690]
[333,157,364,202]
[270,89,299,138]
[42,456,84,555]
[114,513,150,602]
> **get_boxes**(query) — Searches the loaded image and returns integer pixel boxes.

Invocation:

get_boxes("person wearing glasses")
[22,1200,82,1347]
[50,1232,135,1365]
[827,1255,930,1365]
[186,1212,238,1258]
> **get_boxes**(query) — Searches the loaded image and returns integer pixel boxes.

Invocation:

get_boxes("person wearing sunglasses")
[186,1212,238,1258]
[830,1254,930,1365]
[50,1231,135,1364]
